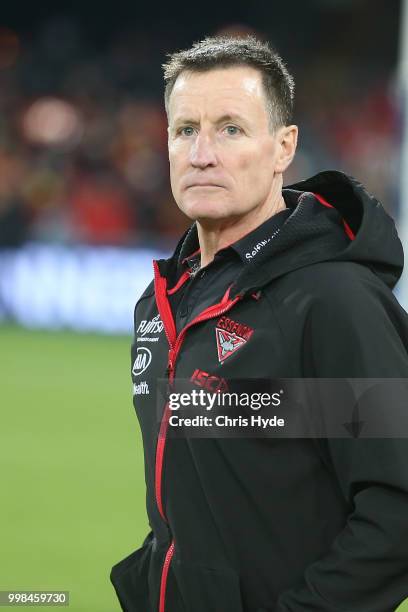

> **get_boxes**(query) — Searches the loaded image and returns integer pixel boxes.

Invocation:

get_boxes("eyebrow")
[216,113,249,127]
[172,113,249,128]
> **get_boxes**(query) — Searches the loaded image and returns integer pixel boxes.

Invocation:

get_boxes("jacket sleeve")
[275,272,408,612]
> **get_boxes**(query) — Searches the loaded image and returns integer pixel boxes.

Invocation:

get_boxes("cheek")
[169,146,188,180]
[236,145,275,183]
[169,155,182,189]
[231,153,256,188]
[234,152,266,188]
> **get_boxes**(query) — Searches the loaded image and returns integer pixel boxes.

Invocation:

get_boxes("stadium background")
[1,0,407,610]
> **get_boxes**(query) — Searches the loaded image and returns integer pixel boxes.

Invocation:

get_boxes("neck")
[197,182,286,268]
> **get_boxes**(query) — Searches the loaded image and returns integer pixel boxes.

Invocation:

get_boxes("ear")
[274,125,298,174]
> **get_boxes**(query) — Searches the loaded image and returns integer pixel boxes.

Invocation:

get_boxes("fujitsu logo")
[137,314,163,336]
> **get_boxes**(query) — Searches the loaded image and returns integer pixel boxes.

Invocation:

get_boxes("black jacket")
[111,171,408,612]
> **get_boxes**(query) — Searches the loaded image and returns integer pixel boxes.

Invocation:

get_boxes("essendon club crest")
[215,316,253,363]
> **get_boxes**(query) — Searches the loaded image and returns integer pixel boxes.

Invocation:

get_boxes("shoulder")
[133,279,155,320]
[264,260,408,352]
[295,263,408,376]
[278,261,402,315]
[136,279,155,305]
[289,260,377,295]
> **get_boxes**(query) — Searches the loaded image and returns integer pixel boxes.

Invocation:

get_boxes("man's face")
[167,66,289,224]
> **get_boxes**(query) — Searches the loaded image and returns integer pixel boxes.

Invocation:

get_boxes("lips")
[187,183,224,189]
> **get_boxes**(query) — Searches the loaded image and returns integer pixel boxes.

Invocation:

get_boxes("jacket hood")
[235,170,403,296]
[163,171,403,297]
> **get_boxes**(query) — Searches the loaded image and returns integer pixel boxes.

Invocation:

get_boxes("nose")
[189,132,218,169]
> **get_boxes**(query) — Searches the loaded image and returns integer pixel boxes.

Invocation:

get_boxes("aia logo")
[132,347,152,376]
[215,316,253,363]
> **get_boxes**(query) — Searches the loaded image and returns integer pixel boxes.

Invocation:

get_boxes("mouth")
[187,184,224,189]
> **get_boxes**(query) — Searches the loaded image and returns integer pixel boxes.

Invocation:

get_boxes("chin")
[180,197,235,222]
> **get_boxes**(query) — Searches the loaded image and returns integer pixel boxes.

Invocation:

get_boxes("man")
[111,36,408,611]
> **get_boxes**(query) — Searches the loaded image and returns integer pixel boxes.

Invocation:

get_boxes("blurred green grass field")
[1,324,408,612]
[1,325,148,612]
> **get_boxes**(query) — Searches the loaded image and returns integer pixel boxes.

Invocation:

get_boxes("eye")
[224,125,241,136]
[179,126,195,137]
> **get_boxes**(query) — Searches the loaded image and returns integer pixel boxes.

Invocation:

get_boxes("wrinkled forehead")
[168,67,269,122]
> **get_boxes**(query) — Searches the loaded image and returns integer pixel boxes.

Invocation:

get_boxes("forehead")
[168,66,268,120]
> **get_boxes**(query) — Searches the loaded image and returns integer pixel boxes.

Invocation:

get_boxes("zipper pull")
[166,348,175,380]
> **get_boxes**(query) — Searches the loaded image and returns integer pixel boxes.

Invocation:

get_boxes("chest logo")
[132,347,152,376]
[136,314,163,342]
[215,316,253,363]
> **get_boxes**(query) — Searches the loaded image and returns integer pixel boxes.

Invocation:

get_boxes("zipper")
[167,290,241,383]
[155,290,241,520]
[154,262,177,350]
[155,400,172,522]
[153,260,242,612]
[159,540,175,612]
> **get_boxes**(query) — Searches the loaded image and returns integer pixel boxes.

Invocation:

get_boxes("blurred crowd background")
[3,6,408,611]
[0,0,401,251]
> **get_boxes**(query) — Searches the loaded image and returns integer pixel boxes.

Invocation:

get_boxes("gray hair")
[162,35,295,129]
